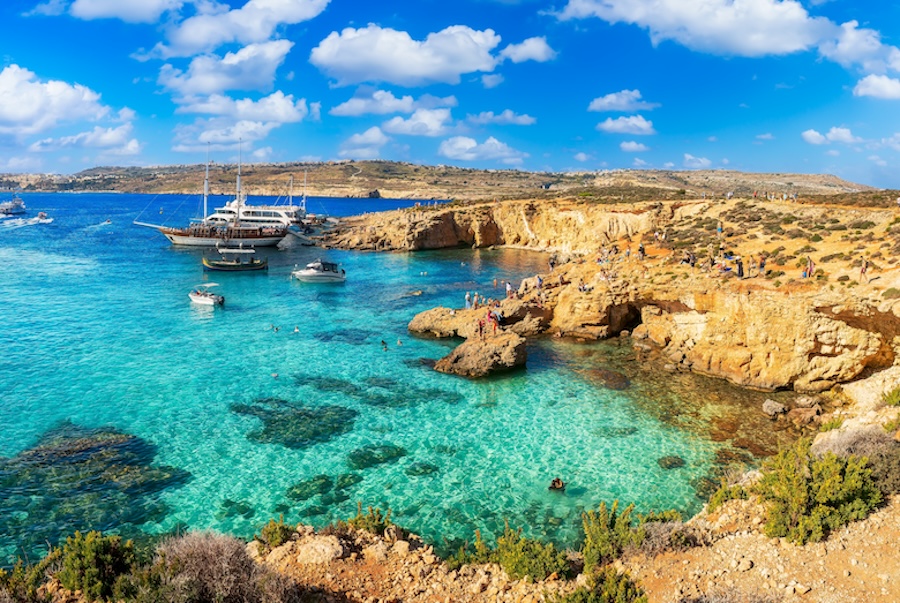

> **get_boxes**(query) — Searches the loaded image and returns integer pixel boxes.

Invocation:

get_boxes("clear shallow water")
[0,192,790,563]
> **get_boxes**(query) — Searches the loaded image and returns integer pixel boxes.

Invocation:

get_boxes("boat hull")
[163,231,285,247]
[202,257,268,272]
[188,293,224,306]
[291,271,346,283]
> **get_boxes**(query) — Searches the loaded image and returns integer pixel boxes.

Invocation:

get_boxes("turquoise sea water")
[0,192,792,563]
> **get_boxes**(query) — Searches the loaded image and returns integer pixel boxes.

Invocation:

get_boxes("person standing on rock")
[736,257,744,279]
[860,256,869,283]
[465,291,472,310]
[506,281,513,299]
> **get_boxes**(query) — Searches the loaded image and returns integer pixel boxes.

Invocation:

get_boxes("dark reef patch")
[313,328,375,345]
[0,421,191,566]
[293,373,463,409]
[286,474,334,501]
[657,455,686,470]
[230,398,357,449]
[216,499,255,520]
[347,444,407,470]
[405,462,439,477]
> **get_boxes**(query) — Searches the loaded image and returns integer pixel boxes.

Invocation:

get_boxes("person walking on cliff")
[860,256,869,283]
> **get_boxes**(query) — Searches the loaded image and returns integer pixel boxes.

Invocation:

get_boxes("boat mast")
[203,143,210,219]
[301,169,308,214]
[235,140,242,226]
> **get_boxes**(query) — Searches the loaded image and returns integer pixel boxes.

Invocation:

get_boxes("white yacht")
[0,195,26,215]
[291,259,346,283]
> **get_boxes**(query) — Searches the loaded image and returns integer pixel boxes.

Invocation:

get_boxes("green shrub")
[256,515,295,550]
[884,416,900,434]
[0,549,62,603]
[346,502,392,536]
[881,288,900,299]
[882,386,900,407]
[495,524,569,580]
[58,531,134,602]
[549,566,647,603]
[581,501,644,572]
[637,510,682,524]
[819,417,844,432]
[754,438,881,544]
[444,530,495,570]
[706,482,747,512]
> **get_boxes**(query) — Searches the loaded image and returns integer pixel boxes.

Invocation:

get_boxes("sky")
[2,0,900,187]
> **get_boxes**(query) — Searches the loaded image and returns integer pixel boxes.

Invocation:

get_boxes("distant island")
[0,160,880,203]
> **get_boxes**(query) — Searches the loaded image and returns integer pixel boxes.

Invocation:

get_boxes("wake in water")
[0,216,53,229]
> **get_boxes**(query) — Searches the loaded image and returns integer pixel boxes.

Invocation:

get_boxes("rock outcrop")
[433,332,527,378]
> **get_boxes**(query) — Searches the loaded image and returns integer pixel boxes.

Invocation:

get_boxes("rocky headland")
[323,196,900,394]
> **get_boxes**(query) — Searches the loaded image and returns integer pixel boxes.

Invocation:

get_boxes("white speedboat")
[188,283,224,306]
[0,195,26,215]
[291,259,346,283]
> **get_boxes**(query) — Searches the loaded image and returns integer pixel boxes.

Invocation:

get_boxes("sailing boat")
[134,148,289,247]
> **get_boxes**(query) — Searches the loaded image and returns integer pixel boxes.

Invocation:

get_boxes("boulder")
[787,405,822,428]
[434,332,527,378]
[762,399,787,417]
[294,535,345,564]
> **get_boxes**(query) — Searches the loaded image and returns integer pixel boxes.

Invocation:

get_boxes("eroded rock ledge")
[392,198,900,391]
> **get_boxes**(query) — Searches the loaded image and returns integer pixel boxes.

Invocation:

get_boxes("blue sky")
[2,0,900,187]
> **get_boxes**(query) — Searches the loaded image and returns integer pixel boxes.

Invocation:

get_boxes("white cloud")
[0,64,109,137]
[620,141,649,152]
[69,0,182,23]
[382,108,453,137]
[882,134,900,152]
[802,129,828,144]
[159,40,293,95]
[826,149,840,156]
[339,126,390,159]
[574,152,590,162]
[467,109,535,125]
[707,136,718,142]
[825,126,861,144]
[252,146,273,161]
[172,118,281,152]
[663,161,675,168]
[853,74,900,99]
[330,90,456,117]
[23,0,68,17]
[310,24,502,86]
[438,136,528,165]
[633,158,647,167]
[588,89,659,112]
[683,153,711,168]
[482,74,504,88]
[499,37,557,63]
[176,91,309,123]
[801,126,862,146]
[596,115,655,135]
[818,20,900,74]
[721,158,730,165]
[756,133,774,140]
[868,154,887,167]
[29,123,138,153]
[558,0,833,57]
[152,0,329,57]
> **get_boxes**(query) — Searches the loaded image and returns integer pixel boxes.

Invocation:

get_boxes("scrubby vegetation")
[581,502,644,572]
[256,515,296,551]
[754,438,881,544]
[446,524,568,580]
[58,531,135,602]
[882,385,900,407]
[549,566,648,603]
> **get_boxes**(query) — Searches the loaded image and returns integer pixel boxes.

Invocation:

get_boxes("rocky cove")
[323,196,900,394]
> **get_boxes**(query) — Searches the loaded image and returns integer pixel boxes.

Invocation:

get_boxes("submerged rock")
[347,444,407,470]
[405,462,440,477]
[217,499,255,520]
[0,421,191,566]
[434,332,527,378]
[230,398,358,449]
[287,474,334,501]
[583,368,631,390]
[657,455,687,469]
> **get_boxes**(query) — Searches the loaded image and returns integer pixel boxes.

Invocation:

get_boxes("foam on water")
[0,193,790,563]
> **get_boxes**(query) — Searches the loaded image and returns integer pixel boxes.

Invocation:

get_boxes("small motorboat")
[291,259,346,283]
[202,243,268,272]
[188,283,224,306]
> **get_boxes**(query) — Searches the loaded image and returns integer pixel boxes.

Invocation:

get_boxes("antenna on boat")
[288,174,294,206]
[301,169,308,214]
